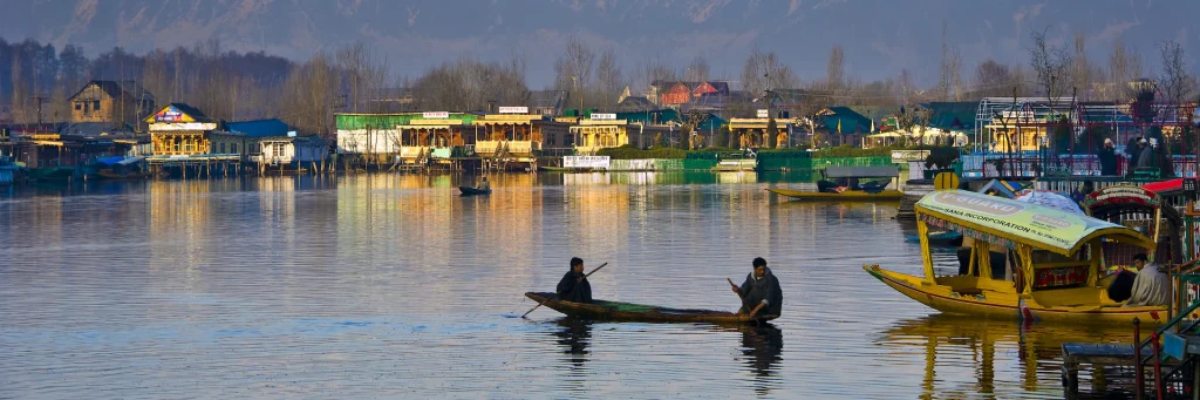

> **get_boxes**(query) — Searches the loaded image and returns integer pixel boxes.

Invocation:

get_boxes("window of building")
[74,102,82,111]
[232,143,239,153]
[93,101,101,111]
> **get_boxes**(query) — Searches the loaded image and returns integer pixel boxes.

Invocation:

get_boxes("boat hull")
[767,188,903,201]
[524,292,775,324]
[863,265,1168,325]
[459,186,491,196]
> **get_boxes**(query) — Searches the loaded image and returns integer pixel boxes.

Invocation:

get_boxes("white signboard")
[891,150,930,163]
[756,109,769,118]
[498,106,528,114]
[591,113,617,121]
[563,155,611,169]
[999,110,1034,121]
[423,111,450,119]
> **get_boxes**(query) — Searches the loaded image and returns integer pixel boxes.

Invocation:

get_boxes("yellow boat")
[768,166,903,201]
[865,189,1169,325]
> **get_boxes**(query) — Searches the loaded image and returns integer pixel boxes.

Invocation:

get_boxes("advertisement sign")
[756,109,769,118]
[498,106,528,114]
[919,190,1124,253]
[154,106,192,123]
[591,113,617,121]
[423,111,450,119]
[563,155,611,169]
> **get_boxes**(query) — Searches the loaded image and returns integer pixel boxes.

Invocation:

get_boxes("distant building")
[649,80,732,107]
[144,103,218,156]
[529,90,567,116]
[69,80,155,127]
[210,118,291,161]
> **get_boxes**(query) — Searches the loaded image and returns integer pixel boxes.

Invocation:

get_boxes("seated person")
[1106,268,1136,302]
[1126,253,1170,306]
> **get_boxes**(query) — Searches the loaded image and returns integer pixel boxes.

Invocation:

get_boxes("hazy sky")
[0,0,1196,89]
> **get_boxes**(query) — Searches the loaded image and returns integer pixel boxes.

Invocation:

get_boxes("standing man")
[730,257,782,318]
[557,257,592,303]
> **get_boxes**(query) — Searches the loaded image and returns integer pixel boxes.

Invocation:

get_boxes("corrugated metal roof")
[226,119,290,137]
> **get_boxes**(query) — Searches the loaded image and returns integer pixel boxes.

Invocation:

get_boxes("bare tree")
[1029,29,1073,102]
[1106,39,1143,99]
[1158,40,1194,112]
[1071,33,1094,100]
[939,22,963,101]
[593,48,624,108]
[555,37,596,112]
[826,45,844,93]
[974,59,1013,97]
[742,48,797,97]
[684,55,710,83]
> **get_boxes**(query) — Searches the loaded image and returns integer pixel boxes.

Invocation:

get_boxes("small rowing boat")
[459,185,492,196]
[524,292,776,324]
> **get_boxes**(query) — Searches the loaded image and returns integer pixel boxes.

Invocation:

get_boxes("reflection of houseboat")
[94,156,148,179]
[0,157,15,185]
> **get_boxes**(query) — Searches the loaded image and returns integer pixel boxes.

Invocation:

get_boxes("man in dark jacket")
[557,257,592,303]
[730,257,783,318]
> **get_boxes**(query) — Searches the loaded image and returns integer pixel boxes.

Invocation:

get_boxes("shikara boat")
[865,189,1169,325]
[524,292,776,324]
[458,185,492,196]
[767,166,903,200]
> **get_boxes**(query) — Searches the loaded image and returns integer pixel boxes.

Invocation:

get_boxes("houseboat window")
[232,144,238,153]
[74,102,82,111]
[93,101,100,111]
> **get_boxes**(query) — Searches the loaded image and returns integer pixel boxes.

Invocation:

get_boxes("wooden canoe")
[459,185,492,196]
[524,292,777,324]
[766,187,903,201]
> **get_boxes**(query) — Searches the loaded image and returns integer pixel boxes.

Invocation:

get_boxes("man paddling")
[557,257,593,303]
[730,257,782,318]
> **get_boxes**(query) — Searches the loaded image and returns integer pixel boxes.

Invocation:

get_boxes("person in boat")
[556,257,592,303]
[1106,264,1137,302]
[477,176,490,191]
[1126,253,1171,307]
[730,257,782,318]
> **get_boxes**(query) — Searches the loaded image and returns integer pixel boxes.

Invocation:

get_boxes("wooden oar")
[522,262,608,319]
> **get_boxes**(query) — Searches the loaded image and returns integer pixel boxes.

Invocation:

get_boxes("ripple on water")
[0,174,1123,399]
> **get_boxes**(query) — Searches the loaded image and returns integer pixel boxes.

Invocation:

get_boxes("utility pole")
[34,96,46,128]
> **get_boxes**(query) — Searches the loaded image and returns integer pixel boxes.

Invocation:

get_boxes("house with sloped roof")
[144,103,218,156]
[815,107,872,146]
[69,80,155,127]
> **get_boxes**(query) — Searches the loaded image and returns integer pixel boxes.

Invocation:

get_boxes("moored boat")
[768,166,903,201]
[865,189,1169,325]
[524,292,776,324]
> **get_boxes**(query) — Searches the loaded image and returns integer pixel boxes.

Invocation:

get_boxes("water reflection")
[739,323,784,396]
[552,318,593,367]
[877,314,1133,399]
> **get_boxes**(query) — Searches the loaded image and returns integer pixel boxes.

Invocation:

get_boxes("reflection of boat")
[525,292,776,324]
[95,156,149,179]
[458,185,491,196]
[865,190,1166,325]
[877,314,1134,398]
[768,166,902,201]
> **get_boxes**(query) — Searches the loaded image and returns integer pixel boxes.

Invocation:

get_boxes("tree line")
[0,30,1194,136]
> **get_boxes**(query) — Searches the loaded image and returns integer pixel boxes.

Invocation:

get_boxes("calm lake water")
[0,172,1134,399]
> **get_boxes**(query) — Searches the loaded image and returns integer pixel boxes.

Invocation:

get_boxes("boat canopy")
[916,190,1154,256]
[823,165,899,179]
